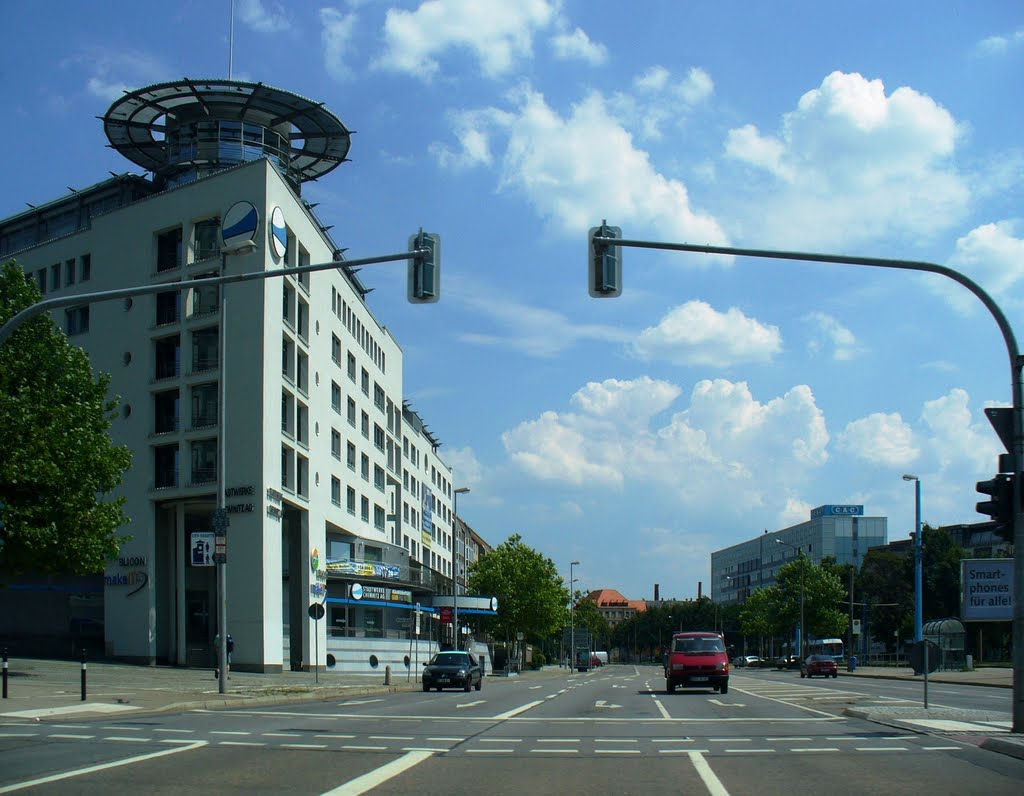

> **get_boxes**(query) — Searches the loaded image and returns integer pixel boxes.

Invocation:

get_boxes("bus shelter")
[922,618,966,671]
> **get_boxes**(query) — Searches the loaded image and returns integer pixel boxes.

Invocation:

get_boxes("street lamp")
[776,539,806,660]
[452,486,470,650]
[903,474,923,642]
[569,560,580,668]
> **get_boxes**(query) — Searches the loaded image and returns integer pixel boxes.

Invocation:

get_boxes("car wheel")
[800,671,805,678]
[832,673,838,679]
[666,680,675,693]
[422,682,430,692]
[720,683,728,695]
[464,680,471,692]
[475,677,482,691]
[436,686,442,692]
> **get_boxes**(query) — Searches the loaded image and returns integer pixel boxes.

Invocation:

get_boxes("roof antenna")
[228,0,235,79]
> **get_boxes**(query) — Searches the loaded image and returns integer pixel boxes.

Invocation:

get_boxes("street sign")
[440,606,453,624]
[308,602,326,621]
[213,535,227,565]
[908,640,940,675]
[190,532,215,567]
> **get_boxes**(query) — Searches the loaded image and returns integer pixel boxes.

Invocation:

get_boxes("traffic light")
[976,473,1014,541]
[408,230,441,303]
[588,221,622,297]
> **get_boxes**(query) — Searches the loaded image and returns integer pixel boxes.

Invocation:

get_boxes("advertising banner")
[961,558,1014,622]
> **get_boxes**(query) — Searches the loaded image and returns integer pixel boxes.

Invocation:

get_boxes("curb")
[980,736,1024,761]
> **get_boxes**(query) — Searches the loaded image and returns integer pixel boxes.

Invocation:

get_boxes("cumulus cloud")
[837,412,918,467]
[376,0,558,79]
[944,221,1024,313]
[321,8,358,81]
[723,71,970,248]
[502,377,829,511]
[804,311,863,361]
[550,28,607,64]
[238,0,292,33]
[632,301,782,366]
[435,84,728,245]
[974,28,1024,56]
[617,65,714,141]
[920,389,1001,472]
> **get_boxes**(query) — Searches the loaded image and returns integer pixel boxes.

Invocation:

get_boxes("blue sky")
[3,1,1023,601]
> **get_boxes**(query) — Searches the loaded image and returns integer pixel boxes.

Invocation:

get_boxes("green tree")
[857,548,913,649]
[466,534,568,645]
[775,556,847,648]
[0,261,133,576]
[571,594,611,649]
[913,524,964,620]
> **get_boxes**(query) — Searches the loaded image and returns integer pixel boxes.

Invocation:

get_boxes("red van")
[665,631,730,694]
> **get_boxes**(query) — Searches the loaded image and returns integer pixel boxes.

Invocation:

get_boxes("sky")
[2,1,1023,602]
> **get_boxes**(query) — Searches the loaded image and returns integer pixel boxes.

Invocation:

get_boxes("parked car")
[774,655,801,670]
[801,654,839,679]
[732,655,762,668]
[422,651,483,692]
[665,631,729,694]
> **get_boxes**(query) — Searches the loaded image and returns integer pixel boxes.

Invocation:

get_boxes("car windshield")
[430,653,470,666]
[673,637,725,654]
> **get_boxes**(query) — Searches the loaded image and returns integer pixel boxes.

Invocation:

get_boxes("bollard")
[384,665,392,685]
[2,648,8,699]
[80,648,87,701]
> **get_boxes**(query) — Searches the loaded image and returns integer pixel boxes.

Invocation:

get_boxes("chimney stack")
[654,583,660,601]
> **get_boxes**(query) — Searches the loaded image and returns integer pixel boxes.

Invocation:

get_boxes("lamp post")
[776,539,806,660]
[903,474,923,642]
[452,486,470,650]
[569,561,580,668]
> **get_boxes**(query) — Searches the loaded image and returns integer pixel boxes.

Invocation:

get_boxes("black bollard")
[2,648,8,699]
[80,648,87,701]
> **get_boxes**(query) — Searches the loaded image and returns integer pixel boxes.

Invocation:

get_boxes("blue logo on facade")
[222,201,259,251]
[270,206,287,259]
[811,504,864,519]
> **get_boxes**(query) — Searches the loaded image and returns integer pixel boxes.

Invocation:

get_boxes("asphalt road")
[1,664,1021,795]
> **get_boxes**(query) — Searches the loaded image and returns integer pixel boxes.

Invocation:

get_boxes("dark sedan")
[422,651,483,692]
[801,654,839,678]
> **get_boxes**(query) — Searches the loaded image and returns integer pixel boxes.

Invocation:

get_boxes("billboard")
[961,558,1014,622]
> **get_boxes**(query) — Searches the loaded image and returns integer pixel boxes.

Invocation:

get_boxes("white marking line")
[529,685,543,690]
[341,745,387,751]
[595,738,637,743]
[923,746,963,751]
[531,749,579,754]
[595,749,640,754]
[154,728,194,734]
[49,734,94,740]
[477,738,522,743]
[726,749,774,753]
[855,747,908,752]
[321,750,434,796]
[689,751,729,796]
[456,701,486,709]
[211,731,251,736]
[219,741,266,747]
[466,748,514,753]
[767,736,812,741]
[338,699,383,706]
[731,687,837,717]
[282,743,328,750]
[427,737,464,742]
[0,740,206,794]
[792,747,840,752]
[493,700,544,720]
[104,736,149,743]
[537,738,580,743]
[661,748,710,754]
[315,734,356,740]
[49,724,89,729]
[369,736,415,741]
[0,733,37,738]
[709,738,749,742]
[1,703,140,719]
[263,732,302,738]
[652,738,694,744]
[651,696,672,720]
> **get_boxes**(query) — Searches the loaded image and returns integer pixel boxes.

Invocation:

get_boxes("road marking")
[595,749,640,754]
[529,685,543,690]
[402,747,448,752]
[709,738,749,742]
[0,733,37,738]
[594,700,622,709]
[661,748,710,754]
[283,743,327,749]
[651,697,672,719]
[689,751,730,796]
[427,736,464,742]
[104,736,149,743]
[263,732,302,738]
[531,748,579,753]
[1,703,140,719]
[478,738,521,743]
[154,728,194,734]
[466,748,514,753]
[0,740,206,793]
[48,734,94,740]
[321,750,434,796]
[652,738,694,743]
[538,738,579,743]
[369,736,414,741]
[219,741,266,747]
[338,699,383,706]
[493,700,544,719]
[726,749,773,753]
[855,747,908,752]
[211,730,251,736]
[315,734,356,739]
[792,747,840,752]
[923,746,963,750]
[456,700,486,709]
[595,738,637,743]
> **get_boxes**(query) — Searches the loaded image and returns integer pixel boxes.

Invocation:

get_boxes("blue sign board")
[811,505,864,518]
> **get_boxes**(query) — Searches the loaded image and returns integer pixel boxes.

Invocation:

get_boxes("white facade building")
[0,79,474,672]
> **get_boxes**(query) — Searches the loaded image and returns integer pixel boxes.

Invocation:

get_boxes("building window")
[282,337,295,382]
[191,327,219,372]
[35,269,46,294]
[331,381,342,413]
[332,334,342,365]
[298,244,310,290]
[373,424,385,452]
[190,438,217,484]
[347,487,356,515]
[281,391,295,436]
[157,227,183,272]
[361,496,369,522]
[361,411,369,439]
[297,455,308,498]
[65,306,89,336]
[80,253,91,282]
[282,282,295,328]
[281,446,294,491]
[191,383,218,428]
[331,429,342,459]
[361,454,369,482]
[188,277,219,318]
[374,505,385,531]
[50,263,60,290]
[154,443,179,488]
[347,397,356,427]
[154,334,180,379]
[347,352,356,381]
[373,384,385,412]
[331,476,341,506]
[374,465,385,492]
[347,442,356,470]
[64,258,76,286]
[361,368,369,396]
[296,351,308,394]
[297,298,309,341]
[156,290,180,325]
[296,402,308,445]
[193,217,220,262]
[154,389,179,434]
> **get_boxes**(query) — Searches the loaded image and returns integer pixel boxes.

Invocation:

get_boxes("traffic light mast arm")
[0,247,427,348]
[591,226,1024,732]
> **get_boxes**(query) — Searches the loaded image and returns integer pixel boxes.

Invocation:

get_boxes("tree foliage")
[466,534,568,643]
[0,261,132,576]
[571,593,611,647]
[774,555,847,642]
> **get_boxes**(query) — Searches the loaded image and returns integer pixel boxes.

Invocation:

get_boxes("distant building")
[582,588,647,626]
[711,505,888,605]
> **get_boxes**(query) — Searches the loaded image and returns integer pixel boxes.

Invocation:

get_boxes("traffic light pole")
[592,232,1024,732]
